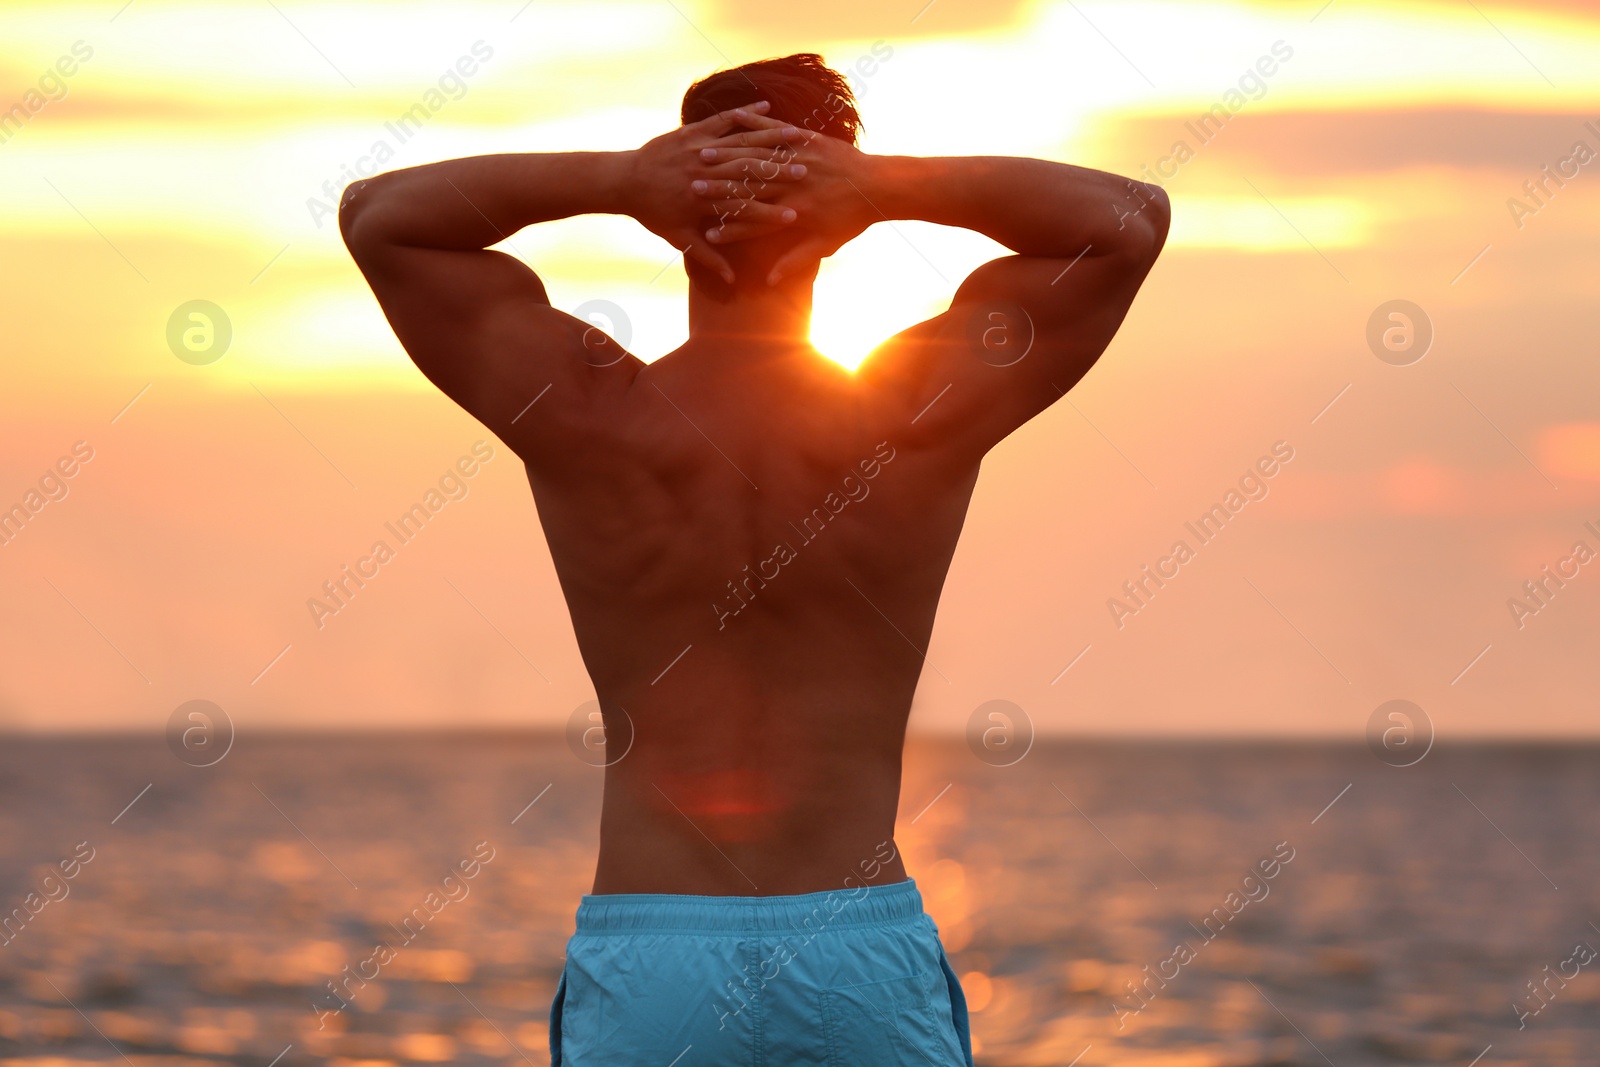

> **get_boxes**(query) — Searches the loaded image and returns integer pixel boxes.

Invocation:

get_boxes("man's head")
[682,53,861,145]
[680,54,861,298]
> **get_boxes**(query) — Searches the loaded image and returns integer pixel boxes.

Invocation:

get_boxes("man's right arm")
[858,154,1170,457]
[746,144,1170,458]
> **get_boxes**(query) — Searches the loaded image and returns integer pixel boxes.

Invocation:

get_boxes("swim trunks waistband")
[573,877,925,934]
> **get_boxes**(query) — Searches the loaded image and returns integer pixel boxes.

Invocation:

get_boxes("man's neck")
[685,277,815,355]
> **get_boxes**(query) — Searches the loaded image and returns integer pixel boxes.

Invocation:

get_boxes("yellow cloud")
[1166,195,1370,249]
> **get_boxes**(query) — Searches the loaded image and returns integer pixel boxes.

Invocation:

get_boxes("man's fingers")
[692,178,769,200]
[707,199,797,231]
[705,218,791,244]
[704,159,806,182]
[681,237,736,284]
[703,159,807,182]
[691,101,779,136]
[691,167,806,198]
[714,126,801,150]
[698,146,798,165]
[716,109,793,132]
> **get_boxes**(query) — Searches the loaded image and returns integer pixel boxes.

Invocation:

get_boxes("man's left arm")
[341,151,640,451]
[338,104,801,454]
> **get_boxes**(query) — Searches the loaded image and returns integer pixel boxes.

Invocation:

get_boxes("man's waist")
[573,876,924,934]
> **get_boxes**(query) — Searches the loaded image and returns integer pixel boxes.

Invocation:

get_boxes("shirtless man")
[341,52,1167,1067]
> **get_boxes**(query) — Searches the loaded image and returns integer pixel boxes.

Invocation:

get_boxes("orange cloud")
[1382,455,1468,515]
[1539,423,1600,481]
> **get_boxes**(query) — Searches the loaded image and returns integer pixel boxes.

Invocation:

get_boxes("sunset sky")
[1,0,1597,736]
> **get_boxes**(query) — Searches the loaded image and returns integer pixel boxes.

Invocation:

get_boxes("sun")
[809,222,1002,371]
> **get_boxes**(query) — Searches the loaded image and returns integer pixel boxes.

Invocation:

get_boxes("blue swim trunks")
[548,877,974,1066]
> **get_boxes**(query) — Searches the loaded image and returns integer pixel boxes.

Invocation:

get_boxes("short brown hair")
[681,53,862,145]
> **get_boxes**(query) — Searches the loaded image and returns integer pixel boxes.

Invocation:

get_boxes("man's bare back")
[340,91,1168,899]
[531,336,980,895]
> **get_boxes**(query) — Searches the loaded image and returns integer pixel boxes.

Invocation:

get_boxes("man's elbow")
[1106,181,1169,264]
[1134,185,1170,260]
[337,176,385,253]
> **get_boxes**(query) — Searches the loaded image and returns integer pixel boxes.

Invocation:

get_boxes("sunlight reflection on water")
[1,736,1596,1067]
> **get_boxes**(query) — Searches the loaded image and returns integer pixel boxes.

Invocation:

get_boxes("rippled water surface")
[1,736,1596,1066]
